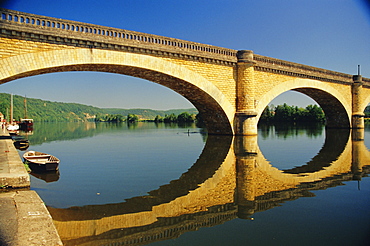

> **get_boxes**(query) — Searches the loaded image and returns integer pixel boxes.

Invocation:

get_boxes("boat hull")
[27,162,59,171]
[23,151,60,172]
[19,119,34,131]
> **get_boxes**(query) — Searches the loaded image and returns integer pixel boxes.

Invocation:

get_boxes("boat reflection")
[12,129,33,150]
[47,130,370,246]
[30,170,60,183]
[13,139,30,151]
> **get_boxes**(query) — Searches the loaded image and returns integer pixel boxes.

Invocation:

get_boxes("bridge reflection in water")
[47,129,370,245]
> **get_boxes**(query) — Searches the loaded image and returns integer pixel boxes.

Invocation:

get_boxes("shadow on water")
[30,170,60,183]
[42,123,370,246]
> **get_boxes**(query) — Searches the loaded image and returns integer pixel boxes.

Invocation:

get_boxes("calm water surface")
[20,122,370,246]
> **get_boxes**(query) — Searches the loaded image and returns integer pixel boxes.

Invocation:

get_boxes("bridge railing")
[254,54,356,84]
[1,8,368,85]
[0,8,237,63]
[362,77,370,87]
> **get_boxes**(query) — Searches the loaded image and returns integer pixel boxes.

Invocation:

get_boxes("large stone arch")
[0,48,235,134]
[255,78,352,128]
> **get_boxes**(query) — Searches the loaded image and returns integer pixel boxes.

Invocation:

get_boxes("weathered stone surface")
[14,191,63,246]
[0,193,17,246]
[0,191,63,246]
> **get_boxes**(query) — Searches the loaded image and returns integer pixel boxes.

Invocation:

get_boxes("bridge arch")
[363,93,370,113]
[255,78,352,128]
[0,48,235,134]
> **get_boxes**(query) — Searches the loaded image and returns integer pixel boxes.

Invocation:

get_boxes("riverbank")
[0,130,62,245]
[0,131,29,189]
[0,190,63,245]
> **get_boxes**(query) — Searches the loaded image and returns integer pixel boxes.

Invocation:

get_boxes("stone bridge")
[46,132,370,245]
[0,8,369,135]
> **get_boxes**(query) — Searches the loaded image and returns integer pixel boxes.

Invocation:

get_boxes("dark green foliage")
[260,103,325,123]
[177,112,196,122]
[126,114,138,122]
[102,108,198,120]
[365,105,370,123]
[154,112,196,123]
[95,114,125,122]
[365,105,370,117]
[304,104,325,122]
[163,113,177,123]
[154,115,164,122]
[161,112,194,122]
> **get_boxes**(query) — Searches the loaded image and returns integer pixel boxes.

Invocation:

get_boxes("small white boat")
[7,124,19,131]
[23,151,60,171]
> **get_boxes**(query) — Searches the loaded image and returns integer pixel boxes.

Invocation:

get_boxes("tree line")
[260,103,326,122]
[3,93,369,124]
[154,112,196,123]
[98,104,328,124]
[365,106,370,122]
[95,112,197,123]
[80,103,370,124]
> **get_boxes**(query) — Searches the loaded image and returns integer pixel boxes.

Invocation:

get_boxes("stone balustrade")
[1,7,369,88]
[0,8,237,63]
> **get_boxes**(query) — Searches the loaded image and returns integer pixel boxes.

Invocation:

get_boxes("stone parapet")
[254,54,354,84]
[1,8,368,87]
[0,8,237,64]
[362,77,370,88]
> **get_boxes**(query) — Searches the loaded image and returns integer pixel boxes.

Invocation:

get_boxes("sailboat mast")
[24,95,27,119]
[10,94,13,124]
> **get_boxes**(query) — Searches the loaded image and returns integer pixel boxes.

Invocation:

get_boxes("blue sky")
[0,0,369,109]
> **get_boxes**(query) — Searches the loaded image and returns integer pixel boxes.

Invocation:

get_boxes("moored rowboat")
[23,151,60,171]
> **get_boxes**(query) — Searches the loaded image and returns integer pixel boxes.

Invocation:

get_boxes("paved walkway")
[0,130,29,188]
[0,129,63,245]
[0,191,63,246]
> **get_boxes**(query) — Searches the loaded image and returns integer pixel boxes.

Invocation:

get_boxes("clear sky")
[0,0,369,109]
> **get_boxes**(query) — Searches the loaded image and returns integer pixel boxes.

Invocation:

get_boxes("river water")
[19,122,370,246]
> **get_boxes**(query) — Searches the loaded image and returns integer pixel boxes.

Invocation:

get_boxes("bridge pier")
[352,130,364,181]
[352,75,365,129]
[235,50,258,135]
[234,136,258,219]
[350,128,370,189]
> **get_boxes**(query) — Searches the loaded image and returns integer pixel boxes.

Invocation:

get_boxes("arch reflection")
[283,129,350,174]
[48,130,370,246]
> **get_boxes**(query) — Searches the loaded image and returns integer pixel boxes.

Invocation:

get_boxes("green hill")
[0,93,197,122]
